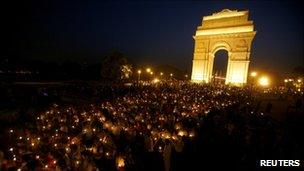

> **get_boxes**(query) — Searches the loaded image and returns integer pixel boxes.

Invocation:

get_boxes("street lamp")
[258,76,270,87]
[250,72,257,77]
[284,79,288,87]
[137,70,141,82]
[250,71,257,88]
[146,68,151,73]
[160,72,164,80]
[170,73,173,77]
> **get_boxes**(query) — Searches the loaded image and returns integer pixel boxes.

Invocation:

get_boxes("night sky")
[3,0,303,73]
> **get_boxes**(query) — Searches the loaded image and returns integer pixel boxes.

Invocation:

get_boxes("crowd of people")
[0,81,303,170]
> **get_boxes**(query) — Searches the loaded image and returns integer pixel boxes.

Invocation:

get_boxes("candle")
[178,130,188,137]
[116,155,125,169]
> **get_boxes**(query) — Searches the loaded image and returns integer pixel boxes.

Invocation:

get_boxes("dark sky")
[3,0,303,73]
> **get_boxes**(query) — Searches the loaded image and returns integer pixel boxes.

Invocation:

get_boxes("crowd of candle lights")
[0,81,303,170]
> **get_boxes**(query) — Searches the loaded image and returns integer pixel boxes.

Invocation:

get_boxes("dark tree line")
[0,51,132,82]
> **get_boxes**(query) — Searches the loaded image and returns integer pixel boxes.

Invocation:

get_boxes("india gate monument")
[191,9,256,86]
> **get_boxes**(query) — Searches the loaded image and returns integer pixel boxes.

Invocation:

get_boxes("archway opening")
[212,50,228,84]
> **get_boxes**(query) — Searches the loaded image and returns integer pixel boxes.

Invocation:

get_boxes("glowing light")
[116,156,125,168]
[258,76,270,87]
[146,68,151,73]
[160,72,163,76]
[284,79,288,83]
[137,70,141,74]
[161,132,171,139]
[174,123,181,130]
[150,71,153,75]
[170,73,173,77]
[298,79,302,83]
[153,78,159,83]
[177,130,188,137]
[189,131,196,138]
[250,72,257,77]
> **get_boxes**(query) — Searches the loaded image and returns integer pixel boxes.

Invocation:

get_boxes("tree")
[121,64,133,80]
[100,51,132,82]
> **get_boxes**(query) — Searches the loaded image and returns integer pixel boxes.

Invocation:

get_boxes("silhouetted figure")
[295,98,302,109]
[163,140,172,171]
[265,102,273,113]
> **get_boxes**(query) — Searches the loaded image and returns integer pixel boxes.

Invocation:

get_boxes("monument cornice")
[193,31,256,39]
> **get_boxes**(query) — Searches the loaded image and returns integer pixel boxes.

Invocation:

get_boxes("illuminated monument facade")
[191,9,256,86]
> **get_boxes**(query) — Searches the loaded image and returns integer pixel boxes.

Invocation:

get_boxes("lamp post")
[170,73,173,80]
[137,70,141,82]
[249,72,257,98]
[298,79,303,91]
[284,79,288,88]
[149,72,154,82]
[146,68,152,82]
[250,71,257,84]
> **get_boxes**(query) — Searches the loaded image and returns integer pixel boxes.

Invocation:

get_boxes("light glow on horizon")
[258,76,270,87]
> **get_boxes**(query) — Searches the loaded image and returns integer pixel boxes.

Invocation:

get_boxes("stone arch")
[191,9,256,86]
[211,41,232,54]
